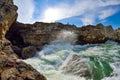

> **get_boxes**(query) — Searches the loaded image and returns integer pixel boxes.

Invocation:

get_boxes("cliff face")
[76,24,117,44]
[0,0,46,80]
[1,0,120,79]
[0,0,18,40]
[6,22,77,49]
[6,22,119,59]
[6,22,77,58]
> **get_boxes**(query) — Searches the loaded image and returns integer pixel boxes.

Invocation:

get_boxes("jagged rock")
[0,58,47,80]
[11,46,22,57]
[116,28,120,42]
[0,40,47,80]
[6,22,77,58]
[1,68,19,80]
[0,40,17,57]
[60,54,90,78]
[6,22,120,55]
[0,0,18,40]
[0,0,47,79]
[6,22,77,49]
[77,24,117,44]
[22,46,36,59]
[104,26,117,40]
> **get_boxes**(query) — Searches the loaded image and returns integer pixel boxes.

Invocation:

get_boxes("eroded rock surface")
[6,22,77,58]
[6,22,120,59]
[0,0,47,80]
[77,23,117,44]
[0,0,18,40]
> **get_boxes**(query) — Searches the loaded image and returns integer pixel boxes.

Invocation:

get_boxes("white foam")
[23,41,120,80]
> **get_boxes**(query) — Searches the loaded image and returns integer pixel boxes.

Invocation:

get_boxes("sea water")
[22,31,120,80]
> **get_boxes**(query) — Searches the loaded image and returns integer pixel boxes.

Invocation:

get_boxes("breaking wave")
[22,30,120,80]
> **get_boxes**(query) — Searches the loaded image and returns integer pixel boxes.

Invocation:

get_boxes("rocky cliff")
[76,23,118,44]
[6,22,120,59]
[0,0,17,40]
[1,0,120,79]
[0,0,46,80]
[6,22,77,58]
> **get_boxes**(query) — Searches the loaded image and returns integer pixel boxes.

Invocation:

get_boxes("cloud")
[99,8,119,20]
[14,0,35,23]
[41,0,120,25]
[80,13,96,25]
[14,0,120,25]
[42,8,63,22]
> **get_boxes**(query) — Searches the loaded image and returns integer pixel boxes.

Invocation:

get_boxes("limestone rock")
[0,0,18,40]
[77,24,117,44]
[6,22,77,49]
[6,22,120,59]
[1,68,19,80]
[0,40,47,80]
[6,22,77,58]
[0,0,47,79]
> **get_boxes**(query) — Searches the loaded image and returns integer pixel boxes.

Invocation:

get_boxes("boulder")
[0,40,47,80]
[21,46,36,59]
[60,54,113,80]
[0,58,47,80]
[60,54,90,78]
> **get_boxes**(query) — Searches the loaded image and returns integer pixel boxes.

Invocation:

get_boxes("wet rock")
[0,41,47,80]
[11,46,22,57]
[60,53,113,80]
[6,22,77,50]
[0,0,47,79]
[60,54,90,78]
[22,46,36,59]
[6,22,120,54]
[6,22,77,58]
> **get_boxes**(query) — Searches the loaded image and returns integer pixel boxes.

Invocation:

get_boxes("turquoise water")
[23,41,120,80]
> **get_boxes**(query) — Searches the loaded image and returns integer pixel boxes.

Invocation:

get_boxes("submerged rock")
[60,54,113,80]
[60,54,90,78]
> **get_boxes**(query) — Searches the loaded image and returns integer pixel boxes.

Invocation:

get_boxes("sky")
[14,0,120,29]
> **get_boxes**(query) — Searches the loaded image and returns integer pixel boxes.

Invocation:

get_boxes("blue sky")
[14,0,120,28]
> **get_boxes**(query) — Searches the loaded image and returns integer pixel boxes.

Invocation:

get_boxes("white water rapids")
[22,31,120,80]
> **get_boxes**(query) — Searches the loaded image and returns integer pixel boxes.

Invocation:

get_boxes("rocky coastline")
[0,0,120,80]
[0,0,46,80]
[6,22,120,59]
